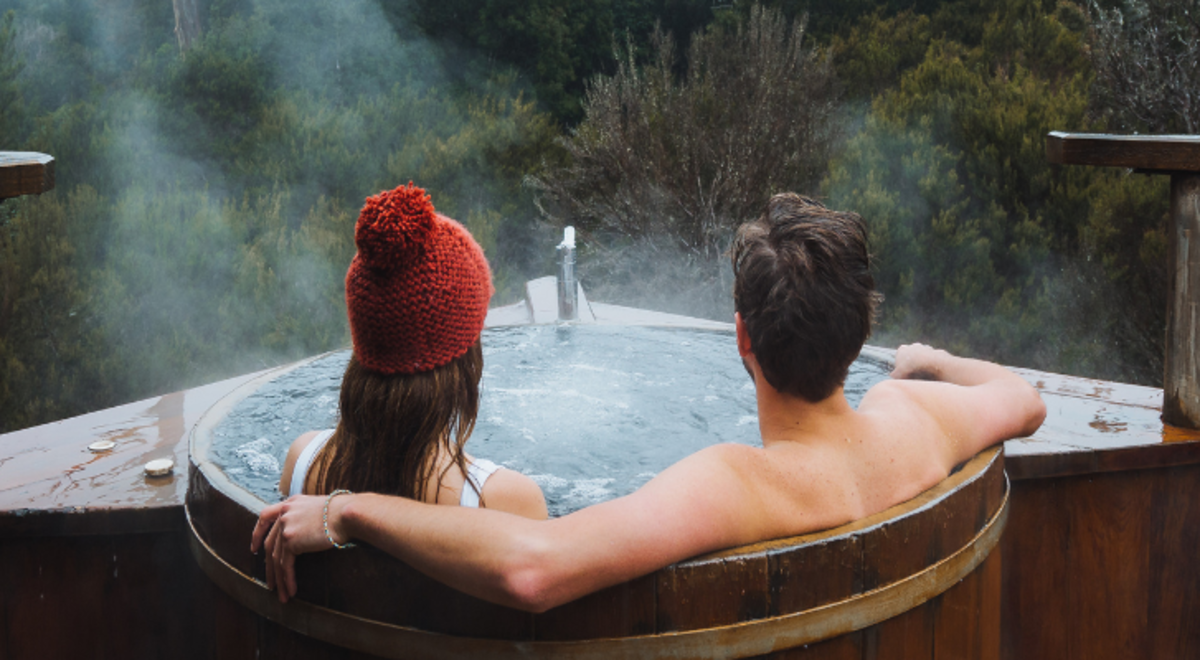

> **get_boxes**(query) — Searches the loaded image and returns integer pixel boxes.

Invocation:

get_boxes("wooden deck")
[2,327,1197,658]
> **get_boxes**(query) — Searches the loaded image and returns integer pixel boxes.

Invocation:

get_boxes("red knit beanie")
[345,182,493,374]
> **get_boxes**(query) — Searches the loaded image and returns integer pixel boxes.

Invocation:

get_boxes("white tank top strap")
[288,429,335,497]
[460,458,502,508]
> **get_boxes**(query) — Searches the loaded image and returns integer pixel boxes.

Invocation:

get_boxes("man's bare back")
[664,339,1044,563]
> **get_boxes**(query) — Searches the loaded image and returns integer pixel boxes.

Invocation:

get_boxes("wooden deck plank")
[0,152,54,199]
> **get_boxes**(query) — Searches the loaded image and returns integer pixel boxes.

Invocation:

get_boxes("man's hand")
[250,494,346,603]
[891,343,947,380]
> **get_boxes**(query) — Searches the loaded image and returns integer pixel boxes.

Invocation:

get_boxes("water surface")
[212,325,891,515]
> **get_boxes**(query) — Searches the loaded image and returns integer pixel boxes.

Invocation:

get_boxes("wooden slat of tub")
[208,578,258,660]
[932,576,982,660]
[764,535,864,660]
[534,573,656,640]
[655,552,770,632]
[1148,465,1200,657]
[931,530,980,657]
[859,499,939,660]
[930,462,992,660]
[861,606,935,660]
[979,551,1001,660]
[259,614,383,660]
[979,462,1004,660]
[188,466,260,579]
[762,632,865,660]
[319,545,535,640]
[1067,470,1152,658]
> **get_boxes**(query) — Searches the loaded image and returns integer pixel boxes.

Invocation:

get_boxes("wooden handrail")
[0,152,55,200]
[1047,132,1200,172]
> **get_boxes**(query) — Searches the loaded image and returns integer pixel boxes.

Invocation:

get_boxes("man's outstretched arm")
[251,444,776,612]
[881,343,1047,464]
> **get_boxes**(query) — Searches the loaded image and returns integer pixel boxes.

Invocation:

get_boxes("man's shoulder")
[858,378,924,413]
[651,443,779,501]
[663,443,760,481]
[859,378,954,418]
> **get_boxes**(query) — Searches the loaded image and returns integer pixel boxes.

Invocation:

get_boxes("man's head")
[731,193,881,402]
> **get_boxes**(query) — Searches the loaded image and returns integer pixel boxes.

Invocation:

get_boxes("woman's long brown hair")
[311,340,484,502]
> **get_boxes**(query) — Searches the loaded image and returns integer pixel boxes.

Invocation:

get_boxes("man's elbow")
[1016,385,1047,437]
[491,537,571,613]
[500,566,560,613]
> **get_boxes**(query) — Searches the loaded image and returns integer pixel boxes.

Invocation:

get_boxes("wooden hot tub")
[185,353,1007,659]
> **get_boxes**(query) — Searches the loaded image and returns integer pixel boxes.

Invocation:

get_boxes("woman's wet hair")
[730,193,881,402]
[313,340,484,502]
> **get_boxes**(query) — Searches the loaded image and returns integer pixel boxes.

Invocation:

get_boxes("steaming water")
[211,325,891,516]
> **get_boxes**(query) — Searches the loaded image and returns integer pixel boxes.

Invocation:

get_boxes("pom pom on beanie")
[355,183,436,269]
[346,182,493,374]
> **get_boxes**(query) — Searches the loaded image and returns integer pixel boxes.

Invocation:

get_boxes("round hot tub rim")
[185,450,1006,659]
[186,340,1005,659]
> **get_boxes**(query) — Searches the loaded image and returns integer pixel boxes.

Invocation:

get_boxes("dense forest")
[0,0,1193,433]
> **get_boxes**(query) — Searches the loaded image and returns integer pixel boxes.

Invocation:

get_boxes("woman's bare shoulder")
[481,468,549,520]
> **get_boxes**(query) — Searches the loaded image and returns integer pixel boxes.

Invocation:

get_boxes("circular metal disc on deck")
[88,440,116,452]
[144,458,175,477]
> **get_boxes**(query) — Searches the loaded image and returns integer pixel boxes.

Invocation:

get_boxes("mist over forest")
[0,0,1193,433]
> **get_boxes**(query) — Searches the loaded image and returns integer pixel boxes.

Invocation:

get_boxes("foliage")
[403,0,724,124]
[0,10,26,145]
[405,0,614,123]
[0,0,1194,432]
[831,9,933,102]
[826,0,1167,383]
[0,189,113,430]
[0,0,562,432]
[532,5,840,318]
[1087,0,1200,133]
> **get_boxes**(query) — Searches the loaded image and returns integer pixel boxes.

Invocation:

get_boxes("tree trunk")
[173,0,201,53]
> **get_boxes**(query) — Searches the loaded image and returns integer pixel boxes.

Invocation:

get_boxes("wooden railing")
[1047,132,1200,429]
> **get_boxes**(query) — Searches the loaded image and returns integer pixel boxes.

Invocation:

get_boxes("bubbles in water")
[565,478,615,503]
[235,438,281,475]
[529,474,569,490]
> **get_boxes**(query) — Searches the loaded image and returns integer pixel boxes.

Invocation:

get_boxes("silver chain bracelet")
[323,489,357,549]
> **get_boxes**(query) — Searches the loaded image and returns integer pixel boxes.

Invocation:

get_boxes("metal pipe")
[557,226,577,321]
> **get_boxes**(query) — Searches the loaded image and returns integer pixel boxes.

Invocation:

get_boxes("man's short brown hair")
[731,193,881,402]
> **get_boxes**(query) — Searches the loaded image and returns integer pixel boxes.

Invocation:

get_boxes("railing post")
[1165,173,1200,426]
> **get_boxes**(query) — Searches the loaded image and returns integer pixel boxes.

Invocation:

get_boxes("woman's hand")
[250,494,348,602]
[890,343,948,381]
